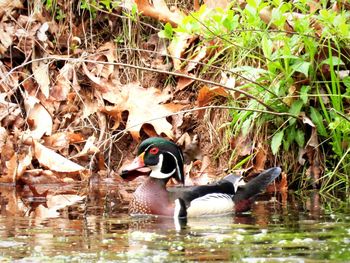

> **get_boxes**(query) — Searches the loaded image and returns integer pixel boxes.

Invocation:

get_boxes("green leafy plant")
[160,0,350,192]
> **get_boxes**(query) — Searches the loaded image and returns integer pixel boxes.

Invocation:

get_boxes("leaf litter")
[1,0,341,216]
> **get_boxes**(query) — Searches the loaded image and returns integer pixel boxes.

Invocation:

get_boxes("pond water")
[0,182,349,262]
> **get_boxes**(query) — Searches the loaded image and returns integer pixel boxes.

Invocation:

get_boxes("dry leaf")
[176,74,195,90]
[71,135,99,158]
[2,146,32,183]
[197,86,229,117]
[33,140,86,174]
[254,145,267,171]
[32,60,50,98]
[0,0,23,14]
[185,45,208,72]
[102,82,183,140]
[43,132,85,150]
[168,34,194,70]
[230,133,253,157]
[135,0,184,26]
[24,96,52,140]
[204,0,230,9]
[3,154,17,183]
[0,22,15,54]
[0,62,18,93]
[51,63,78,101]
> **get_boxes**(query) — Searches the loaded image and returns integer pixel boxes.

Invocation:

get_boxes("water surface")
[0,183,349,262]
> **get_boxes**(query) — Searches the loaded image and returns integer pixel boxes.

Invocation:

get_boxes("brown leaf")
[33,140,86,174]
[32,59,50,98]
[185,45,208,73]
[101,83,183,140]
[168,34,194,70]
[2,146,32,183]
[0,21,14,55]
[0,126,7,149]
[43,132,85,150]
[3,154,17,183]
[254,145,267,171]
[23,96,52,140]
[0,62,18,93]
[197,85,229,117]
[51,63,79,101]
[203,0,230,10]
[71,135,99,158]
[0,0,23,15]
[230,133,253,157]
[135,0,184,26]
[176,75,195,90]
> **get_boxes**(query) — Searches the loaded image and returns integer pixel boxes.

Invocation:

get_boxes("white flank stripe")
[187,193,234,217]
[173,199,181,218]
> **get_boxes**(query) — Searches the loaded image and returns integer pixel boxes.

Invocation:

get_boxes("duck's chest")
[129,179,174,216]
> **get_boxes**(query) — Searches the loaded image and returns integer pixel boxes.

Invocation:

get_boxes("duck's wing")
[168,176,239,205]
[169,176,241,217]
[232,167,281,210]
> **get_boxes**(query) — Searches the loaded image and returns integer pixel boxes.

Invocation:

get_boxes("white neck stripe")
[150,154,176,179]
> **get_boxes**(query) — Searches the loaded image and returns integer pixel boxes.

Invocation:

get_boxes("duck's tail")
[233,167,281,212]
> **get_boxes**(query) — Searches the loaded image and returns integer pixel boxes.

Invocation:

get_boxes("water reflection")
[0,183,349,262]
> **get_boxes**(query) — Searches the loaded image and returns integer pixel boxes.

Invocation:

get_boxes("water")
[0,182,349,262]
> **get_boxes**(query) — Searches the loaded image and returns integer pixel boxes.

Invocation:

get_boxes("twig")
[103,105,299,148]
[1,56,277,111]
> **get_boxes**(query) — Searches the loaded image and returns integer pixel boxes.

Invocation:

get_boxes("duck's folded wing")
[168,179,236,206]
[233,167,281,203]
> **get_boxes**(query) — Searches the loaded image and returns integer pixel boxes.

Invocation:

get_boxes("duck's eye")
[149,147,159,155]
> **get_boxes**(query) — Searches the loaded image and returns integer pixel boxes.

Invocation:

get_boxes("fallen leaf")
[71,135,99,158]
[197,85,229,117]
[3,154,17,183]
[0,21,15,55]
[0,62,18,93]
[135,0,184,26]
[254,145,267,171]
[204,0,230,9]
[168,34,194,70]
[0,0,23,15]
[24,95,52,140]
[51,63,79,101]
[230,133,253,157]
[32,59,50,98]
[33,140,86,174]
[0,126,7,149]
[176,75,195,90]
[43,132,85,150]
[101,82,183,140]
[185,45,208,72]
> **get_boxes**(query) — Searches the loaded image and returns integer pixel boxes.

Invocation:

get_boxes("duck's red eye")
[149,147,159,155]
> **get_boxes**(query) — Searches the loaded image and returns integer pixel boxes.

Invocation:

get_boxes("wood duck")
[121,137,281,218]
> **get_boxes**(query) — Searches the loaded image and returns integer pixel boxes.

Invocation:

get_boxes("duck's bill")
[121,153,150,180]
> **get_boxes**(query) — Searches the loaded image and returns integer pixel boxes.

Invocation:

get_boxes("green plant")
[159,0,350,192]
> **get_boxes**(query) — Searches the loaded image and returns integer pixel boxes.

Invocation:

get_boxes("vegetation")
[0,0,349,193]
[159,0,350,192]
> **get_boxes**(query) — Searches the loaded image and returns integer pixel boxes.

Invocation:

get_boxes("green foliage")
[160,1,350,192]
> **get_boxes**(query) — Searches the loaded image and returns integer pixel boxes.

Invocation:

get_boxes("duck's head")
[121,137,185,184]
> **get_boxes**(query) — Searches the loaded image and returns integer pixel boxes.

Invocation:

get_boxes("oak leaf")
[101,82,183,140]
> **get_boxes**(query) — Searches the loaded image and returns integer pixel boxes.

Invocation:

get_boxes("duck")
[121,137,281,218]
